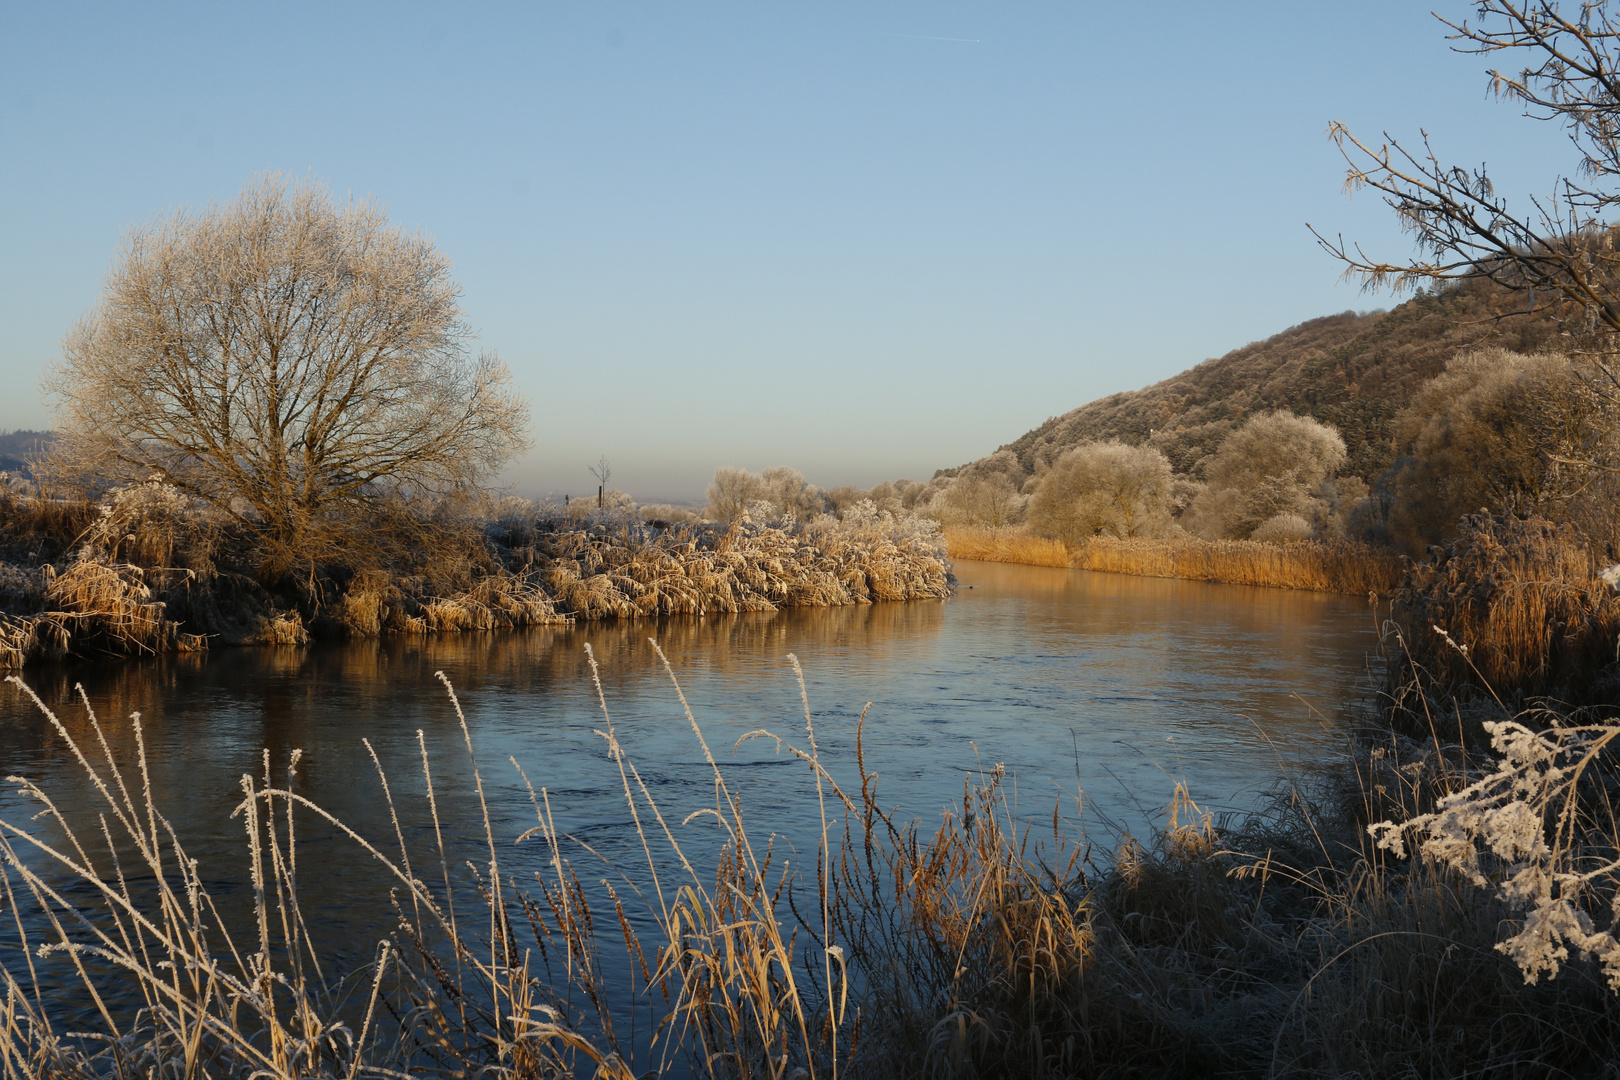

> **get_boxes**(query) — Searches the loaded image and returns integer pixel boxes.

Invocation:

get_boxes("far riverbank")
[943,524,1404,594]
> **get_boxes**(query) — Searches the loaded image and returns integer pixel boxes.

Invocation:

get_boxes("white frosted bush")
[1251,513,1314,543]
[1370,718,1620,988]
[1028,441,1173,542]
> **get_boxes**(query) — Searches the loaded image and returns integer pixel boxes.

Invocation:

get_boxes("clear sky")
[0,2,1574,503]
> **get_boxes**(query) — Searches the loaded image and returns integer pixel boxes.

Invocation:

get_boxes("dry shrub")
[639,502,702,524]
[0,558,188,668]
[1250,512,1314,544]
[336,578,390,636]
[1392,512,1620,703]
[0,487,98,562]
[0,561,46,614]
[418,573,566,632]
[82,479,224,572]
[248,609,311,645]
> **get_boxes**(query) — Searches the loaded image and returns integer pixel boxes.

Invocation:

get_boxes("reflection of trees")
[0,600,950,790]
[2,602,959,999]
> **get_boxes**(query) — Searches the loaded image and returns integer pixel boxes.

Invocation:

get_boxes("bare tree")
[1315,2,1620,343]
[589,456,611,508]
[44,174,530,574]
[940,473,1022,528]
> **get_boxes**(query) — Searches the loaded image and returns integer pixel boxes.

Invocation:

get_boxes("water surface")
[0,561,1380,1003]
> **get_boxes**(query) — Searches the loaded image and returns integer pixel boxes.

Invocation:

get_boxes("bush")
[1186,411,1348,539]
[1027,441,1173,543]
[1251,512,1314,543]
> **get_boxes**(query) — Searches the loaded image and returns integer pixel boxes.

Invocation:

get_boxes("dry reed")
[1389,512,1620,706]
[535,514,952,621]
[0,650,858,1079]
[0,559,199,668]
[945,525,1403,594]
[942,525,1071,568]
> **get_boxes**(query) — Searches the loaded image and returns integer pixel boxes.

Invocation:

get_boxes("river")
[0,559,1381,1025]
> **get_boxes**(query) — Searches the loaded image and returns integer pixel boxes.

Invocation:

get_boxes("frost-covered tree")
[44,173,529,574]
[1388,348,1619,552]
[1187,411,1347,539]
[940,473,1023,528]
[1028,441,1172,543]
[704,465,826,523]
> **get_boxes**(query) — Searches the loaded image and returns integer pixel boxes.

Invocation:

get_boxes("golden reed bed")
[943,525,1404,594]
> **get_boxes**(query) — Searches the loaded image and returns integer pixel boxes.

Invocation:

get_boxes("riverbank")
[0,487,951,667]
[944,524,1404,594]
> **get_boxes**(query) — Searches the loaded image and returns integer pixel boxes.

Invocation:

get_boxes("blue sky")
[0,2,1573,502]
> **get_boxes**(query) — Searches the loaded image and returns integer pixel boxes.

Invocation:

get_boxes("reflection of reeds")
[946,526,1402,594]
[8,656,1620,1076]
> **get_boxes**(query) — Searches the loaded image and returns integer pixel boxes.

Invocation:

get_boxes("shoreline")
[943,524,1404,595]
[0,506,954,668]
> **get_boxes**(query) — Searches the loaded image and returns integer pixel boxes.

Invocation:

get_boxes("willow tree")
[45,174,530,575]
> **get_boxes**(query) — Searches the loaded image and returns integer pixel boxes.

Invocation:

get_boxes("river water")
[0,559,1381,1020]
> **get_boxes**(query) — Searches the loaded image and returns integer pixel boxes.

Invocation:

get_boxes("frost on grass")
[1371,717,1620,987]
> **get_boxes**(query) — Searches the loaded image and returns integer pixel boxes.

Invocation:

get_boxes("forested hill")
[973,279,1569,486]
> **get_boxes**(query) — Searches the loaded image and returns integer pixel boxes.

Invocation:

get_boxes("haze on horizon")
[0,2,1571,503]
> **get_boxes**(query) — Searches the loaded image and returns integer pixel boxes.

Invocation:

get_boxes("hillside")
[960,279,1570,487]
[0,430,52,475]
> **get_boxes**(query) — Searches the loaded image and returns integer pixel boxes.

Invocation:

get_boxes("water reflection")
[2,564,1381,850]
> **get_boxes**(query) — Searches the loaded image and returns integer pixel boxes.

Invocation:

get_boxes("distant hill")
[955,279,1570,486]
[0,430,53,475]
